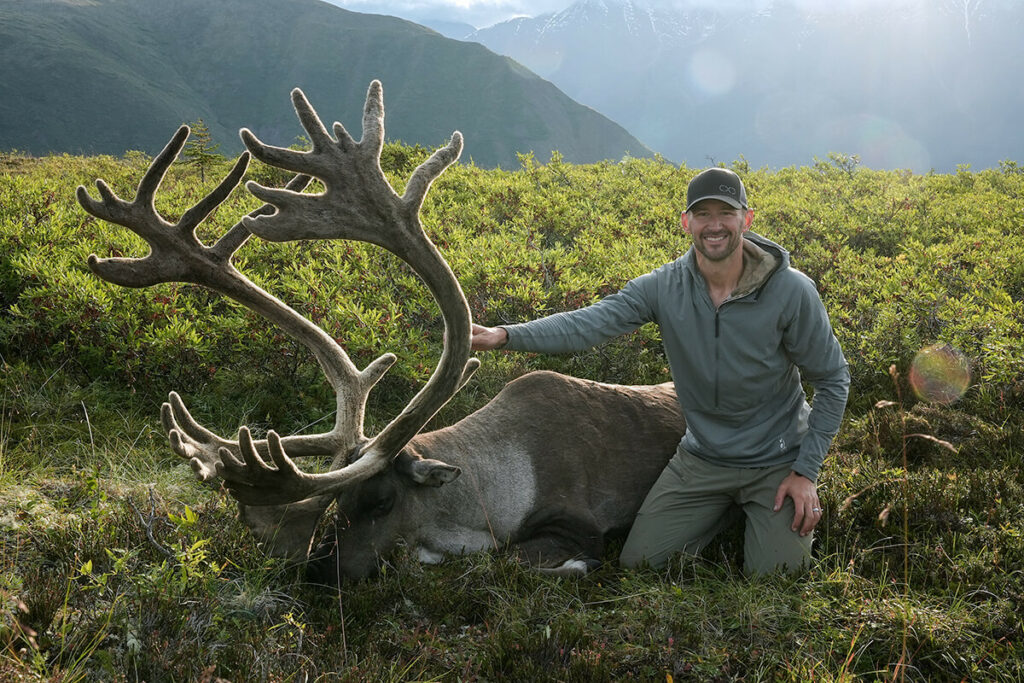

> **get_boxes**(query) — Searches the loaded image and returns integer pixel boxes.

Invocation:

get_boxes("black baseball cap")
[685,168,748,211]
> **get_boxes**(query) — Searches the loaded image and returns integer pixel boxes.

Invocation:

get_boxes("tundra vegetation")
[0,139,1022,680]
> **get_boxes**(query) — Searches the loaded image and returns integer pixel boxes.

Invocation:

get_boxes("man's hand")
[774,471,822,537]
[471,323,508,351]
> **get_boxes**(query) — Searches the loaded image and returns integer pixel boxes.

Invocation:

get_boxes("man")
[471,167,850,574]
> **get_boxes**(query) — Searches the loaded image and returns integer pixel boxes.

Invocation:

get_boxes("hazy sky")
[326,0,908,29]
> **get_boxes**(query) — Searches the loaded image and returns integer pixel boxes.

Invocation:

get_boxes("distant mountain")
[469,0,1024,170]
[416,18,477,40]
[0,0,651,167]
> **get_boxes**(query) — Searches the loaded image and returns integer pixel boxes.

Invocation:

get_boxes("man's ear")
[743,208,755,229]
[681,210,690,232]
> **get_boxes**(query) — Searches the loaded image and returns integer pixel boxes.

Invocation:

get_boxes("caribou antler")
[77,124,387,478]
[78,81,478,552]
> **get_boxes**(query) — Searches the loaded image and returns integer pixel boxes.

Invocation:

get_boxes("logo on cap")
[719,184,737,195]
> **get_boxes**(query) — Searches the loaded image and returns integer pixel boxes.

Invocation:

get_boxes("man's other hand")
[774,471,822,537]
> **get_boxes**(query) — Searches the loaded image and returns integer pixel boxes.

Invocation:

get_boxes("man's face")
[682,199,753,263]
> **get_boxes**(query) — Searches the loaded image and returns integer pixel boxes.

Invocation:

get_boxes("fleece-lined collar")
[732,238,780,300]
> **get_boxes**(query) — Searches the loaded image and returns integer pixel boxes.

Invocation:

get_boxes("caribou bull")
[76,82,686,578]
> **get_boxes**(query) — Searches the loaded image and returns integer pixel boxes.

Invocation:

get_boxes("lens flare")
[688,49,736,98]
[908,344,971,404]
[814,113,931,171]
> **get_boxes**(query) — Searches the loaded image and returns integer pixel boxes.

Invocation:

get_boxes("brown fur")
[311,371,686,580]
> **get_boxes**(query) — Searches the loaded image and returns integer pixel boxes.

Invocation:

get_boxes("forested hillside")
[1,146,1022,680]
[0,0,650,167]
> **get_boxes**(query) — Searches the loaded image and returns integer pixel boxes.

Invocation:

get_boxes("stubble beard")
[693,229,743,263]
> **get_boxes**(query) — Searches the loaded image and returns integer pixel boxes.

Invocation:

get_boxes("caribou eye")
[368,495,394,518]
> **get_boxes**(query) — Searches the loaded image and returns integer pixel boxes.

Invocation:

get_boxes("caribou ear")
[409,459,462,487]
[396,452,461,487]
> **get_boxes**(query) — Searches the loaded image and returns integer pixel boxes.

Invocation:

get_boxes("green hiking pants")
[620,446,812,575]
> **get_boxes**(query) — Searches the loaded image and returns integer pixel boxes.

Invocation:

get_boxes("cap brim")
[686,195,745,211]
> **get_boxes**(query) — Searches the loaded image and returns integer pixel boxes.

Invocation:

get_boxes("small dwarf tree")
[183,119,225,182]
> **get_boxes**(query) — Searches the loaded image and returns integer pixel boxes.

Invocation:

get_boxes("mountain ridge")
[0,0,652,167]
[468,0,1024,170]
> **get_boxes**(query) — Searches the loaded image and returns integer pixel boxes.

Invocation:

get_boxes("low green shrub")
[1,146,1022,680]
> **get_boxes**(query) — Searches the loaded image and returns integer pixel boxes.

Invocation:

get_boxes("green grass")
[1,149,1022,680]
[2,421,1020,681]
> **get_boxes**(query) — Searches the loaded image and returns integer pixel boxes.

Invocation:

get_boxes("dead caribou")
[76,81,686,578]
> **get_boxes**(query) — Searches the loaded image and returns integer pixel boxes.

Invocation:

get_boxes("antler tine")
[178,152,251,235]
[84,252,176,289]
[402,131,463,212]
[138,125,191,206]
[238,88,341,180]
[74,180,125,226]
[292,88,341,154]
[359,80,385,155]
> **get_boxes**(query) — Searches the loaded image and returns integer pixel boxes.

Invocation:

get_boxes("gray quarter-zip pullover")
[502,232,850,480]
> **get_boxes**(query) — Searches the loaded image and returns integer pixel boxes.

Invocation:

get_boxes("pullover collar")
[733,238,780,299]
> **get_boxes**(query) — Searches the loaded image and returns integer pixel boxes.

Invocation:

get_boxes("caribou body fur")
[311,371,686,579]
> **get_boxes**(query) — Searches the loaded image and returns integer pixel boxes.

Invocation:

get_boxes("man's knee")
[618,532,665,570]
[619,528,694,570]
[618,546,646,569]
[743,531,812,576]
